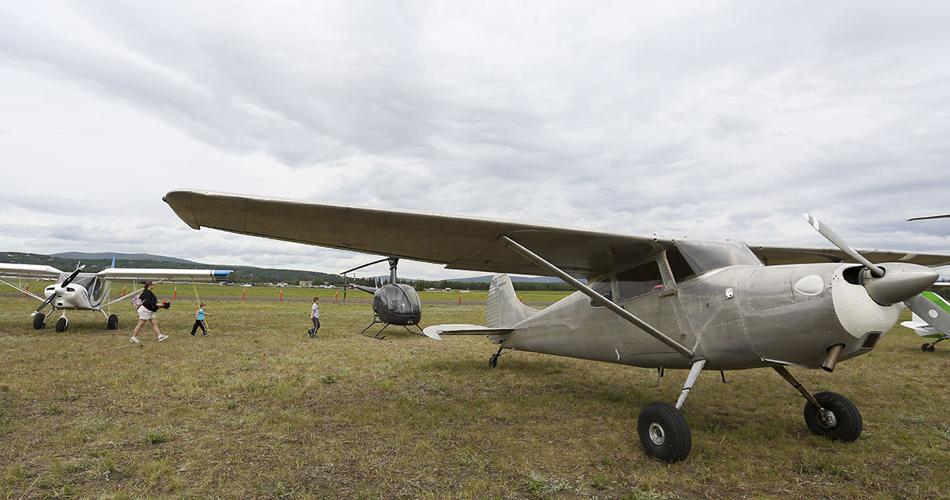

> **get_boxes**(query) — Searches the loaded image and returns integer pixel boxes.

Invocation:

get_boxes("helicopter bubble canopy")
[373,284,422,325]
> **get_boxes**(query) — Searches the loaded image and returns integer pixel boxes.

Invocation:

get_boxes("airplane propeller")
[802,214,937,307]
[34,265,85,313]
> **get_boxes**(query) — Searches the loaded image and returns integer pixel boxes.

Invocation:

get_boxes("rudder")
[486,274,538,328]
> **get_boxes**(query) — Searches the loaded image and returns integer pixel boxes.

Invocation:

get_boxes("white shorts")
[137,306,156,321]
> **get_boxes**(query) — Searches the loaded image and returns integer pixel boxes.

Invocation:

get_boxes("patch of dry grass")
[0,287,948,498]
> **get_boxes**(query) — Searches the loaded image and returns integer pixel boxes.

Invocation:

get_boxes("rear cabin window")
[666,247,697,283]
[589,279,612,306]
[617,261,663,301]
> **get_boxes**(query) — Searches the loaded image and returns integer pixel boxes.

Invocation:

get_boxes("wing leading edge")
[164,190,671,278]
[164,190,950,276]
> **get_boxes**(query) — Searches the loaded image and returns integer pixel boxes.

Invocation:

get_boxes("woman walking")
[130,281,169,343]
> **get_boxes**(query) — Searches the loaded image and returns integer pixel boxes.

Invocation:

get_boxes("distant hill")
[51,252,197,264]
[1,252,341,285]
[1,252,573,290]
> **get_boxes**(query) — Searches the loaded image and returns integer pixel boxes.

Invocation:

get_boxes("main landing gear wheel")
[106,314,119,330]
[55,317,69,333]
[637,402,692,462]
[33,312,46,330]
[803,391,862,442]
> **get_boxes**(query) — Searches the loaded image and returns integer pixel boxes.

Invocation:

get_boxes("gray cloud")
[0,1,948,278]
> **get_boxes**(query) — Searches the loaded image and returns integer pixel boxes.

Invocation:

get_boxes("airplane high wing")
[0,263,64,279]
[164,190,671,278]
[164,190,950,276]
[96,268,232,281]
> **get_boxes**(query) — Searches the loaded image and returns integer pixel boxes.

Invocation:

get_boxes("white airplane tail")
[486,274,538,328]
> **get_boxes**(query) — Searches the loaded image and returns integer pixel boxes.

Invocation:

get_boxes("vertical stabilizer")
[486,274,538,328]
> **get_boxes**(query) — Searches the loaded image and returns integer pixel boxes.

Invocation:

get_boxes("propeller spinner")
[803,214,937,306]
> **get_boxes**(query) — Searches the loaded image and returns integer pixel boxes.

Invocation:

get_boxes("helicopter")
[341,256,422,339]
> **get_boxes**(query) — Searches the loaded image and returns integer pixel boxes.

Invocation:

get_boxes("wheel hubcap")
[818,409,838,429]
[648,423,666,445]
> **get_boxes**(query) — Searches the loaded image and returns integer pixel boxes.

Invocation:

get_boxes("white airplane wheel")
[803,392,862,442]
[637,402,691,462]
[33,312,46,330]
[55,317,68,333]
[106,314,119,330]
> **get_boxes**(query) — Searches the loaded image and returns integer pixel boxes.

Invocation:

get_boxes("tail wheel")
[106,314,119,330]
[55,317,69,333]
[33,312,46,330]
[637,402,691,462]
[803,391,862,442]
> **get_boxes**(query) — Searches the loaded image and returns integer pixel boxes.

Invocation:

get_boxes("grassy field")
[0,285,948,498]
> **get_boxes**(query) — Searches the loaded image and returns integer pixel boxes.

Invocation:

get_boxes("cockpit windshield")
[675,240,762,275]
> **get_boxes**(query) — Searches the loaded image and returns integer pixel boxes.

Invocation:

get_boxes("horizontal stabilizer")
[422,324,513,340]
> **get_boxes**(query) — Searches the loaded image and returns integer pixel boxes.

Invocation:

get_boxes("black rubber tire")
[803,391,862,442]
[637,402,691,462]
[55,317,68,333]
[925,344,936,353]
[489,354,498,368]
[922,343,931,352]
[32,312,46,330]
[106,314,119,330]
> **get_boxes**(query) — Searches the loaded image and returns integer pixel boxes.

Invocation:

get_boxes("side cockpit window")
[666,247,697,283]
[616,261,663,301]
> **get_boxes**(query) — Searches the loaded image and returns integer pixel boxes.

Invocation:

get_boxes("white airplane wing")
[0,263,64,278]
[96,268,233,282]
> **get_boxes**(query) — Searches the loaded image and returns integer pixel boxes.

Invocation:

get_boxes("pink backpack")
[131,293,144,308]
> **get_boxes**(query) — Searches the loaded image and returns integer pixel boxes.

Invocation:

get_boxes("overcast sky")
[0,1,948,279]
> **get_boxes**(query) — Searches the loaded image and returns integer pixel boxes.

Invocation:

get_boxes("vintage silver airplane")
[164,190,950,462]
[0,260,232,332]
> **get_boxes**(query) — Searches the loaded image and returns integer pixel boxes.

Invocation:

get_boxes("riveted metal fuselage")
[502,263,896,371]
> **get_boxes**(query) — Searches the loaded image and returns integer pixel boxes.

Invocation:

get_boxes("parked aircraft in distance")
[0,259,232,332]
[164,190,948,462]
[341,257,423,339]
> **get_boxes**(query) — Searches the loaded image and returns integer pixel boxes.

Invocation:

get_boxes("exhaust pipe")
[822,344,845,372]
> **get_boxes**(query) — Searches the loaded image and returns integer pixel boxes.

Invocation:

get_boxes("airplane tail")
[486,274,538,328]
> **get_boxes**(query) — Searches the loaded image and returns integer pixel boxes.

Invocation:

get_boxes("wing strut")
[498,235,694,359]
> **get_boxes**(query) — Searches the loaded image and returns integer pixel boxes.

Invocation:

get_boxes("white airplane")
[902,289,950,351]
[0,260,232,332]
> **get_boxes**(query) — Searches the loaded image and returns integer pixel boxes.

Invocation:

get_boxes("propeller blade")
[34,294,57,313]
[60,266,85,288]
[803,214,884,277]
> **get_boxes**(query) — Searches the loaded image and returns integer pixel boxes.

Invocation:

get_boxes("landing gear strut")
[638,359,705,462]
[921,338,945,352]
[773,365,862,442]
[488,346,503,368]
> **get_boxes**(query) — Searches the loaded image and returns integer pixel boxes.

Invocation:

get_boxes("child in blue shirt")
[190,302,208,336]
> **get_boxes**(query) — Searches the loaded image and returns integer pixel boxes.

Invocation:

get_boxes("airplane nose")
[862,263,938,305]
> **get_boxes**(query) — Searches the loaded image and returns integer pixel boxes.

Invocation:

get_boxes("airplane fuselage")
[503,263,896,371]
[43,273,111,310]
